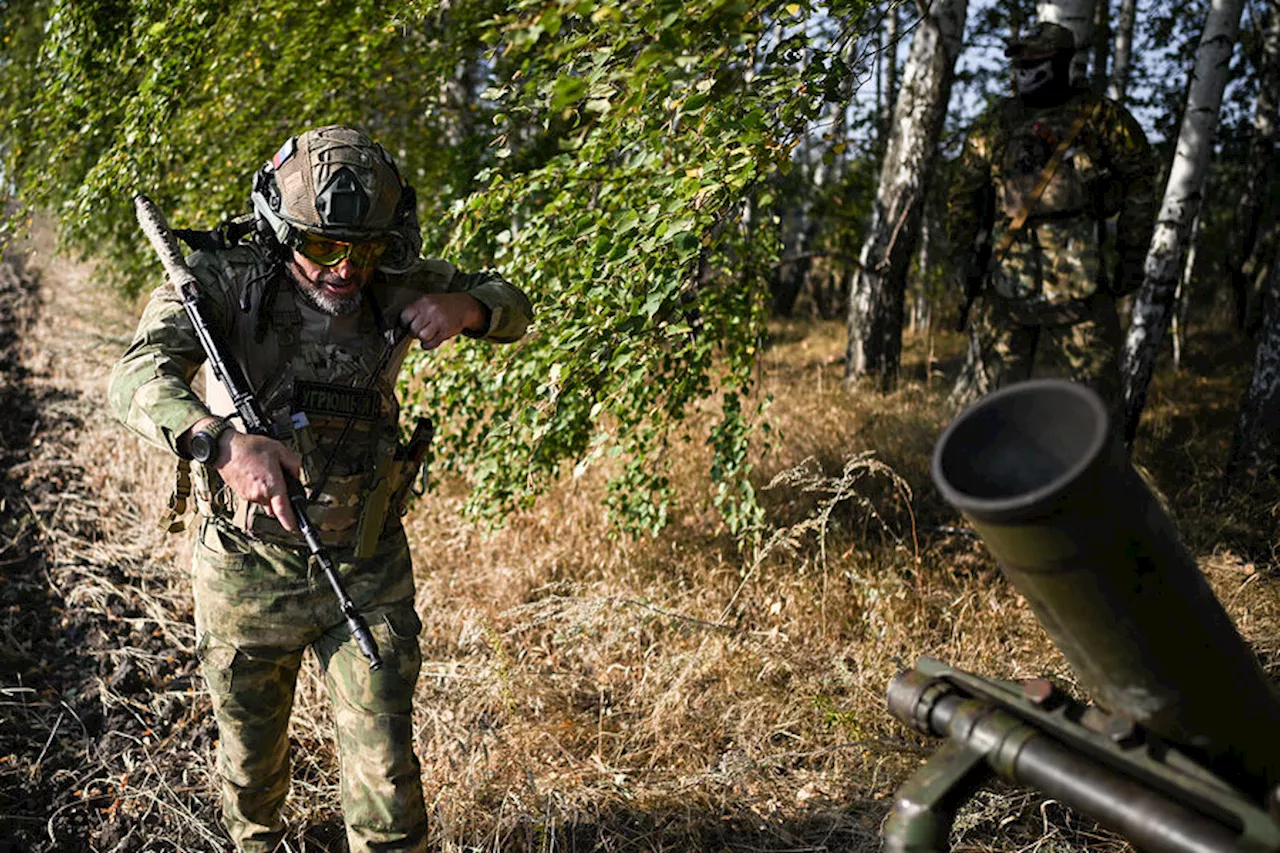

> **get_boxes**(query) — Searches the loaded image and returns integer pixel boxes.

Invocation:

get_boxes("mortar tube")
[930,379,1280,801]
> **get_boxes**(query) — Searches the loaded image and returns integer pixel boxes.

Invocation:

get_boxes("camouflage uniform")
[948,82,1155,410]
[109,241,532,852]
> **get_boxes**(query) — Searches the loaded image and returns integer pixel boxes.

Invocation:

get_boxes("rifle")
[134,194,383,671]
[952,182,995,333]
[885,379,1280,853]
[952,224,992,333]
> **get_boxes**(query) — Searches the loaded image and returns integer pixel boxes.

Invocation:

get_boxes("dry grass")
[2,228,1277,852]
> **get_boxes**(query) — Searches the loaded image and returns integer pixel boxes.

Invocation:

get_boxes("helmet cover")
[1005,22,1076,62]
[251,125,422,272]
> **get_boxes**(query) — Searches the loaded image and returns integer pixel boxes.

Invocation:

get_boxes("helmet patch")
[271,136,297,170]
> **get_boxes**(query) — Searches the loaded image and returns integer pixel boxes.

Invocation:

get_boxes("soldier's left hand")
[401,293,485,351]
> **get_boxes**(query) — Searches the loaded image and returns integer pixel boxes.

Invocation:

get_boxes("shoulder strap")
[174,214,257,253]
[990,98,1102,266]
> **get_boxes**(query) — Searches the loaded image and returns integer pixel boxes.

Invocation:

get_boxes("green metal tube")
[931,379,1280,801]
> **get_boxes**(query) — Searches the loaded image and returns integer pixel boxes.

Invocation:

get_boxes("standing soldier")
[947,22,1155,415]
[109,125,533,853]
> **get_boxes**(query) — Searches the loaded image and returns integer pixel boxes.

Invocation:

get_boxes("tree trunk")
[1121,0,1246,445]
[1230,0,1280,333]
[1038,0,1097,83]
[913,213,935,335]
[1106,0,1138,99]
[882,2,900,134]
[1227,261,1280,480]
[1172,210,1203,372]
[771,152,816,317]
[1092,0,1112,93]
[845,0,967,390]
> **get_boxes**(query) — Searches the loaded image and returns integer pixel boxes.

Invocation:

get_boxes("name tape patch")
[294,380,379,421]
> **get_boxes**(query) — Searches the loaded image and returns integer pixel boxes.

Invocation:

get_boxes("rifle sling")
[989,101,1100,268]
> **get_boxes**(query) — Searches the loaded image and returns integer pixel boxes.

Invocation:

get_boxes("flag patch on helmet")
[272,137,297,170]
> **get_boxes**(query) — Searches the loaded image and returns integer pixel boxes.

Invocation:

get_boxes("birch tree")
[1037,0,1096,82]
[1121,0,1246,445]
[1106,0,1139,99]
[1172,211,1202,371]
[879,1,901,146]
[845,0,967,388]
[0,0,877,537]
[1092,0,1111,92]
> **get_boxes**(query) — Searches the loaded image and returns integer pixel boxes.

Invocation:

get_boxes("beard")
[289,261,365,317]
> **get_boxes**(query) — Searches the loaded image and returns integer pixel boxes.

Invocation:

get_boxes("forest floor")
[0,223,1276,853]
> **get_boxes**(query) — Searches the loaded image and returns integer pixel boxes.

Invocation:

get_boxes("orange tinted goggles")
[296,232,389,269]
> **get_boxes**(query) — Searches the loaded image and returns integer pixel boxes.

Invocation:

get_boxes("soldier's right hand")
[215,434,303,533]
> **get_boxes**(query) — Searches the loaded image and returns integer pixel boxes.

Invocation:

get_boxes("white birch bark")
[1121,0,1245,444]
[915,213,935,333]
[1106,0,1139,99]
[881,2,900,131]
[1172,211,1202,371]
[845,0,967,388]
[1038,0,1096,83]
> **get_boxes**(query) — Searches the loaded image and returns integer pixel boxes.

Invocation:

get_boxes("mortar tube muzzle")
[930,378,1280,802]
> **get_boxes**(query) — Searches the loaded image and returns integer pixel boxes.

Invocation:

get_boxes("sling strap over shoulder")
[989,100,1101,268]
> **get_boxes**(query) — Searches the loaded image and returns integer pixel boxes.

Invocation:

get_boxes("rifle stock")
[884,379,1280,852]
[133,194,383,670]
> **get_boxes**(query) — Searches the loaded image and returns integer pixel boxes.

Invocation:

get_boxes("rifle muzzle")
[931,379,1280,801]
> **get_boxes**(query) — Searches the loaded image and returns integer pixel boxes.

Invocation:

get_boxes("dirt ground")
[0,231,222,852]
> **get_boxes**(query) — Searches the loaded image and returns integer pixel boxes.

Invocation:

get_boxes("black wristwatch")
[190,417,233,465]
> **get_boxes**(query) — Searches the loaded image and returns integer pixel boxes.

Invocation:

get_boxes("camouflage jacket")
[109,242,532,545]
[947,87,1156,312]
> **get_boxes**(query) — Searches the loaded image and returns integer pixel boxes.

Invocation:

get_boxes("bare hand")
[215,433,303,533]
[400,293,485,351]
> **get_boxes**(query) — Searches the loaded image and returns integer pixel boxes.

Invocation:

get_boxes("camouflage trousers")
[192,517,427,853]
[950,291,1124,428]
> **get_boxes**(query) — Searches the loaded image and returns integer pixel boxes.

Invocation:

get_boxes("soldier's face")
[289,251,373,316]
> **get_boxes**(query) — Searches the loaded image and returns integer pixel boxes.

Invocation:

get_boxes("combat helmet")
[251,125,422,272]
[1005,22,1076,61]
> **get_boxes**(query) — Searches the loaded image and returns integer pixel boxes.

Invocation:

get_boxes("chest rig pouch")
[988,98,1104,324]
[187,260,426,558]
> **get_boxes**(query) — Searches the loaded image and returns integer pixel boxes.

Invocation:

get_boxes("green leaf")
[550,75,588,110]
